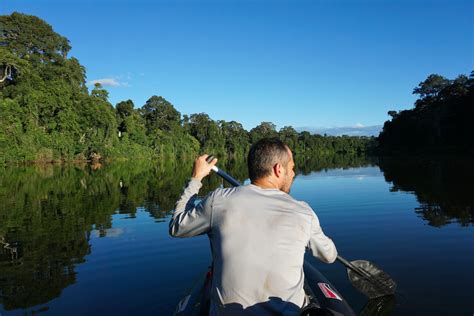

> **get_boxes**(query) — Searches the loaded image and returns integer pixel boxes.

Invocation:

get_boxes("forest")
[377,72,473,154]
[0,12,373,165]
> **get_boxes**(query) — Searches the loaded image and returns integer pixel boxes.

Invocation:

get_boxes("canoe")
[173,257,356,316]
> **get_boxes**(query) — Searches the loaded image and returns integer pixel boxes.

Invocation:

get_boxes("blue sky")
[2,0,472,132]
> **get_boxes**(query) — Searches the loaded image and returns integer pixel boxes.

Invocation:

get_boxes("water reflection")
[295,153,376,175]
[0,155,370,312]
[0,154,471,313]
[0,159,236,311]
[378,156,474,227]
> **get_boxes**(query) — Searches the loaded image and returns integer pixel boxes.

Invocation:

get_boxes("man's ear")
[273,163,282,178]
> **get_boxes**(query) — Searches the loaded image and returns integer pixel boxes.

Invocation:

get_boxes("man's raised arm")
[168,155,217,238]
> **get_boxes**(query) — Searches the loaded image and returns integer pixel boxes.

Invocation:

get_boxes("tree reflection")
[378,156,473,227]
[0,154,371,311]
[295,153,375,175]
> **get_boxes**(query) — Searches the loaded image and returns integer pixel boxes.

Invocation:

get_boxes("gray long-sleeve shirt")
[170,179,337,315]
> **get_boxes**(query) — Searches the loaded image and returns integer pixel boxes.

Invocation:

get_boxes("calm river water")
[0,156,472,315]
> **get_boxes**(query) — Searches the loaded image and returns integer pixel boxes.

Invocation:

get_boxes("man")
[170,138,337,315]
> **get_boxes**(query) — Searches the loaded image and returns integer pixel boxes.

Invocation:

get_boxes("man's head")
[247,138,295,193]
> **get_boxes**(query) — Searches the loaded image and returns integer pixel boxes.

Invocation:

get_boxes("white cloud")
[354,122,365,128]
[88,78,121,87]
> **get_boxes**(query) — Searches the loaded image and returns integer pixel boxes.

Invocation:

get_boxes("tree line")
[0,13,373,164]
[378,72,474,154]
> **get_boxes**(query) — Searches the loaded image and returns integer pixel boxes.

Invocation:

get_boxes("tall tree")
[141,96,181,133]
[116,99,134,134]
[184,113,225,154]
[0,12,71,62]
[379,72,473,153]
[249,122,278,143]
[279,126,299,151]
[219,120,249,158]
[413,74,451,109]
[116,99,134,118]
[91,83,109,102]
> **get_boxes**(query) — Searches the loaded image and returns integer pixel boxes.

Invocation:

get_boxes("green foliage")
[0,12,71,62]
[0,47,30,88]
[184,113,225,156]
[249,122,278,143]
[219,120,249,159]
[142,95,181,132]
[90,82,109,102]
[279,126,299,151]
[378,72,474,154]
[413,74,451,99]
[116,99,134,120]
[0,12,375,164]
[0,12,109,162]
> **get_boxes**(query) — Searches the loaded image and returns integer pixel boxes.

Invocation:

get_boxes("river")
[0,155,472,315]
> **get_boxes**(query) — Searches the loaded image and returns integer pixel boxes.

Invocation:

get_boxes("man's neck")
[252,178,280,190]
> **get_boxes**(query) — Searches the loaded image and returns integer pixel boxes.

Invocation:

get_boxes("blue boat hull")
[174,257,356,316]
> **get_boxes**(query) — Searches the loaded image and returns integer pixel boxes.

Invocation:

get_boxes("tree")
[249,122,278,143]
[439,75,469,99]
[116,99,134,118]
[413,74,451,99]
[387,111,398,119]
[279,126,299,150]
[116,99,135,134]
[141,96,180,132]
[0,47,29,87]
[219,120,249,158]
[0,12,71,62]
[378,72,473,153]
[184,113,225,154]
[91,83,109,102]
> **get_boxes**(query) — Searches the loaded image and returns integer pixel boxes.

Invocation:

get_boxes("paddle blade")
[346,260,396,299]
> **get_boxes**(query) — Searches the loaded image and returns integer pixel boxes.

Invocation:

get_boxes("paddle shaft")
[210,165,241,187]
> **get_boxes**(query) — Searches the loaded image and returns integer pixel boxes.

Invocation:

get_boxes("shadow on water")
[378,156,474,227]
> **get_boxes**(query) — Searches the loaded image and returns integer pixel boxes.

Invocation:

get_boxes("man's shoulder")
[210,185,240,198]
[211,185,314,214]
[280,194,314,214]
[210,184,270,203]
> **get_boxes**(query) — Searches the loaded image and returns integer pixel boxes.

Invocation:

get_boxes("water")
[0,156,472,315]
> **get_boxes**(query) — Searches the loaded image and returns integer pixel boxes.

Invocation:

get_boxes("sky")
[1,0,473,133]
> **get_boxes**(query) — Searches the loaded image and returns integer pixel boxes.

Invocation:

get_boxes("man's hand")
[192,154,217,182]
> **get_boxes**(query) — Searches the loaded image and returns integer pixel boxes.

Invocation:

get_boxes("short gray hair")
[247,138,290,181]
